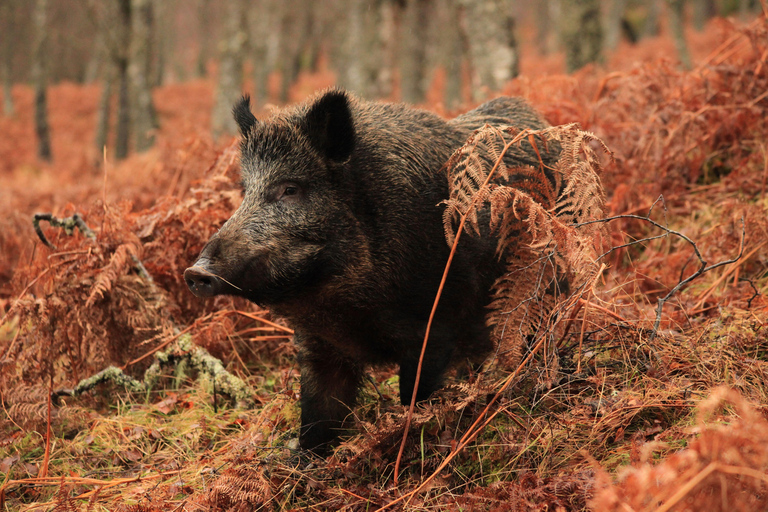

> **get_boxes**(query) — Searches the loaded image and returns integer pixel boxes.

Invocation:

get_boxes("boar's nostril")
[184,266,223,298]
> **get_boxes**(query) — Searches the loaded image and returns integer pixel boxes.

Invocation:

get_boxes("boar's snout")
[184,262,225,298]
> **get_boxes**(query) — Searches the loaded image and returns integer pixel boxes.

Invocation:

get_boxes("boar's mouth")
[184,259,242,298]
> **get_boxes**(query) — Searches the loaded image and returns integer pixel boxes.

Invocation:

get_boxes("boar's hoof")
[184,265,224,298]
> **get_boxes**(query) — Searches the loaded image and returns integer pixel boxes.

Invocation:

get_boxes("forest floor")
[1,15,768,512]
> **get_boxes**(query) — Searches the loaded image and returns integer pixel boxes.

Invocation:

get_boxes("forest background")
[1,0,767,510]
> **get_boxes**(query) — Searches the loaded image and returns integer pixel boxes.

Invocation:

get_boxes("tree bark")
[247,0,276,106]
[129,0,158,152]
[605,0,628,50]
[461,0,519,101]
[95,63,114,161]
[211,0,246,138]
[438,0,465,109]
[337,0,385,99]
[113,0,132,160]
[32,0,52,161]
[667,0,692,70]
[643,0,661,37]
[560,0,603,73]
[535,0,555,56]
[400,0,431,104]
[692,0,716,31]
[195,0,211,78]
[0,0,15,116]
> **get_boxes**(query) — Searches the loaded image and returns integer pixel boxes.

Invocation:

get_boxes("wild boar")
[184,89,554,452]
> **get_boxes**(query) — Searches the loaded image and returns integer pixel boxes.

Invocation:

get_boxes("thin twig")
[577,212,745,342]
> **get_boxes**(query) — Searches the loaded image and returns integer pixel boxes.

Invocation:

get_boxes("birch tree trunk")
[462,0,519,101]
[0,0,14,117]
[95,63,114,160]
[32,0,52,161]
[129,0,158,152]
[400,0,431,104]
[114,0,132,160]
[438,0,466,109]
[667,0,692,69]
[605,0,628,50]
[560,0,603,73]
[212,0,246,138]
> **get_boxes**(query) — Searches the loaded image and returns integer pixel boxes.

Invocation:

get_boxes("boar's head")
[184,90,364,308]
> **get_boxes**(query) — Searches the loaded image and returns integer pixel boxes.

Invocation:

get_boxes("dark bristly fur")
[184,89,557,453]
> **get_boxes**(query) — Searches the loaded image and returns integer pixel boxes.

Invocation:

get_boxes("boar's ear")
[233,95,258,136]
[304,90,355,163]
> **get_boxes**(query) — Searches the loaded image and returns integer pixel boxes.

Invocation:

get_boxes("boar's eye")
[276,182,302,202]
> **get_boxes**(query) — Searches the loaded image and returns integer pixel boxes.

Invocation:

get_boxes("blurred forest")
[1,0,762,160]
[1,1,768,511]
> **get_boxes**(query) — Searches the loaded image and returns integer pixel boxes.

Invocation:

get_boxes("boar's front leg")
[296,334,363,454]
[398,344,453,406]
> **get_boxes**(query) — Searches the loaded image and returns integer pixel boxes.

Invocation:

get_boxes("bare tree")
[94,64,114,160]
[560,0,603,73]
[247,0,278,106]
[667,0,692,69]
[212,0,246,138]
[643,0,661,37]
[605,0,628,50]
[129,0,158,152]
[337,0,387,99]
[435,0,466,109]
[535,0,557,56]
[194,0,212,78]
[692,0,716,30]
[461,0,519,101]
[31,0,52,161]
[114,0,132,160]
[400,0,432,104]
[1,0,18,117]
[376,0,399,99]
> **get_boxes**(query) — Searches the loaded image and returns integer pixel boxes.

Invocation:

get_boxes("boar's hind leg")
[297,337,363,453]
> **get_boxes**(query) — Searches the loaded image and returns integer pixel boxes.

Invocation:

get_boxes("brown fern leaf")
[443,125,511,245]
[201,459,271,509]
[445,123,608,372]
[86,236,144,307]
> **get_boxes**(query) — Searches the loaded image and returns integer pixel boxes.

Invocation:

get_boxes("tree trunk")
[195,0,211,78]
[560,0,603,73]
[211,0,246,138]
[148,0,166,87]
[337,0,384,99]
[643,0,660,37]
[535,0,555,56]
[95,63,114,161]
[692,0,716,31]
[667,0,692,69]
[605,0,628,50]
[462,0,519,100]
[129,0,157,152]
[400,0,431,104]
[0,0,14,116]
[247,0,275,106]
[115,58,130,160]
[438,0,465,109]
[32,0,52,161]
[113,0,132,160]
[1,65,12,117]
[376,0,398,99]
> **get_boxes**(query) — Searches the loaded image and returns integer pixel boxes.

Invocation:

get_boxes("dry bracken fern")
[444,123,608,372]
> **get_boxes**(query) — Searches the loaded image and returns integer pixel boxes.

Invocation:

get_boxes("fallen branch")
[576,196,745,342]
[33,212,96,250]
[53,334,254,408]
